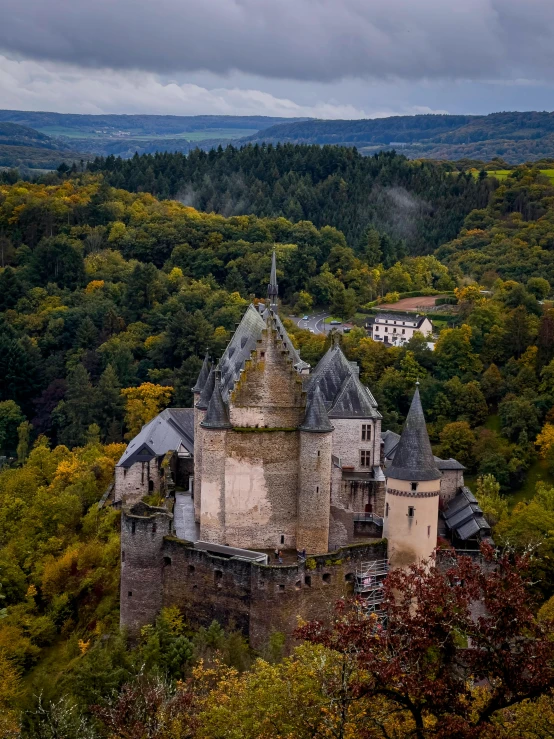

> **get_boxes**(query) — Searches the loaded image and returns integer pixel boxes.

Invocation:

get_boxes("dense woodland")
[3,154,554,734]
[88,147,493,252]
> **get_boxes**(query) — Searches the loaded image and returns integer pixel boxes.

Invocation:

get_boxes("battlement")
[120,502,387,649]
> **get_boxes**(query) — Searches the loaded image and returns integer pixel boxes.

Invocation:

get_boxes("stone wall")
[121,507,387,650]
[439,469,465,505]
[223,429,300,550]
[120,503,173,633]
[115,460,162,504]
[298,430,333,553]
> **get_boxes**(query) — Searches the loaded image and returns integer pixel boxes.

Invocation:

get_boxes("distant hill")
[241,111,554,163]
[0,122,83,170]
[0,111,310,160]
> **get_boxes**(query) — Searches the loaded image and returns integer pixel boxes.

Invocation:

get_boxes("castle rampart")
[121,503,386,649]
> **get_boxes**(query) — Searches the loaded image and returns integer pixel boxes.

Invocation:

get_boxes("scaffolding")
[354,560,389,614]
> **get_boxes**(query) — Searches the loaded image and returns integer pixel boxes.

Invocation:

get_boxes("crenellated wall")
[121,502,387,650]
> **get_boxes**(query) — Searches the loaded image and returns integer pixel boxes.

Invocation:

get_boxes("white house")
[366,312,433,346]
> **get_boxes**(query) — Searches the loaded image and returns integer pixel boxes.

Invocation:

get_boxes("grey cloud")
[2,0,554,83]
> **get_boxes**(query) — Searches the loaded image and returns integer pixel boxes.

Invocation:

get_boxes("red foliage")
[296,545,554,738]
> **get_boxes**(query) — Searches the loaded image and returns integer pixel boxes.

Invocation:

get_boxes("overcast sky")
[2,0,554,118]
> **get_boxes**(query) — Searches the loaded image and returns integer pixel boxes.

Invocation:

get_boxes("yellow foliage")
[78,639,90,655]
[85,279,105,293]
[121,383,173,438]
[536,423,554,458]
[455,284,483,303]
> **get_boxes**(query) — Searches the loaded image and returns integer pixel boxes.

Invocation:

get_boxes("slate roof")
[373,312,430,326]
[306,344,381,420]
[202,374,232,429]
[192,351,211,393]
[442,486,492,542]
[218,304,266,403]
[117,408,195,468]
[196,366,215,410]
[299,384,334,432]
[386,385,442,481]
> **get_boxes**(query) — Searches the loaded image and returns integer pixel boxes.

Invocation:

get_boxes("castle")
[116,251,490,646]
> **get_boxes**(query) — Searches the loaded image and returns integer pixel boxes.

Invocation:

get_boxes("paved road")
[174,492,199,541]
[290,311,344,335]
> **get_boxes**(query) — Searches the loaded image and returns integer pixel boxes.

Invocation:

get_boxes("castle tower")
[383,384,441,569]
[192,352,211,521]
[120,502,173,636]
[267,247,278,308]
[199,370,231,544]
[298,384,334,554]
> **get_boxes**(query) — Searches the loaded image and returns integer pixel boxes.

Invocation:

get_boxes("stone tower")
[298,384,334,554]
[199,369,232,543]
[382,384,441,569]
[192,352,211,522]
[192,362,214,523]
[267,247,278,308]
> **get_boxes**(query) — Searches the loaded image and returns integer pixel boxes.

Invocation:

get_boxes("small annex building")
[366,311,433,345]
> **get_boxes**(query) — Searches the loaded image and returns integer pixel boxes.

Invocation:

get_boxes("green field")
[468,169,554,183]
[37,126,258,141]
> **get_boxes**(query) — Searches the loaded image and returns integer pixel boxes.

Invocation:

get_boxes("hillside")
[242,111,554,163]
[0,122,84,170]
[0,110,309,159]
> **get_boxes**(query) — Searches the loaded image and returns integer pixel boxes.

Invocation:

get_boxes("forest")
[88,146,493,252]
[3,152,554,734]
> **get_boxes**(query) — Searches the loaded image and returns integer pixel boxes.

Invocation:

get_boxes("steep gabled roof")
[192,351,211,393]
[306,343,380,419]
[117,408,194,468]
[328,372,382,419]
[386,385,441,482]
[300,384,334,432]
[218,304,266,402]
[272,310,310,373]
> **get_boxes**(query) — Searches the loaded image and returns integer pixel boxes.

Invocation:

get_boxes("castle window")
[411,482,418,491]
[164,556,172,566]
[322,573,331,584]
[402,329,405,334]
[122,551,125,562]
[131,521,136,534]
[305,575,311,587]
[318,450,320,457]
[360,450,371,467]
[123,468,127,478]
[316,486,319,493]
[427,525,431,537]
[128,591,132,597]
[214,570,223,587]
[384,327,388,332]
[260,351,265,359]
[385,503,389,517]
[188,565,195,574]
[148,479,154,493]
[279,584,285,591]
[361,424,371,441]
[408,506,415,518]
[280,535,285,544]
[295,580,302,590]
[345,573,354,582]
[152,522,157,534]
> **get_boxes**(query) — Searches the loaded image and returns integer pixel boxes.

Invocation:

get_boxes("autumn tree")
[121,383,173,438]
[297,546,554,739]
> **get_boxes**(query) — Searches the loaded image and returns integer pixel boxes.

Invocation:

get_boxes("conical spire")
[387,384,441,481]
[196,366,215,410]
[201,370,232,429]
[192,350,211,393]
[267,247,278,306]
[299,384,334,433]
